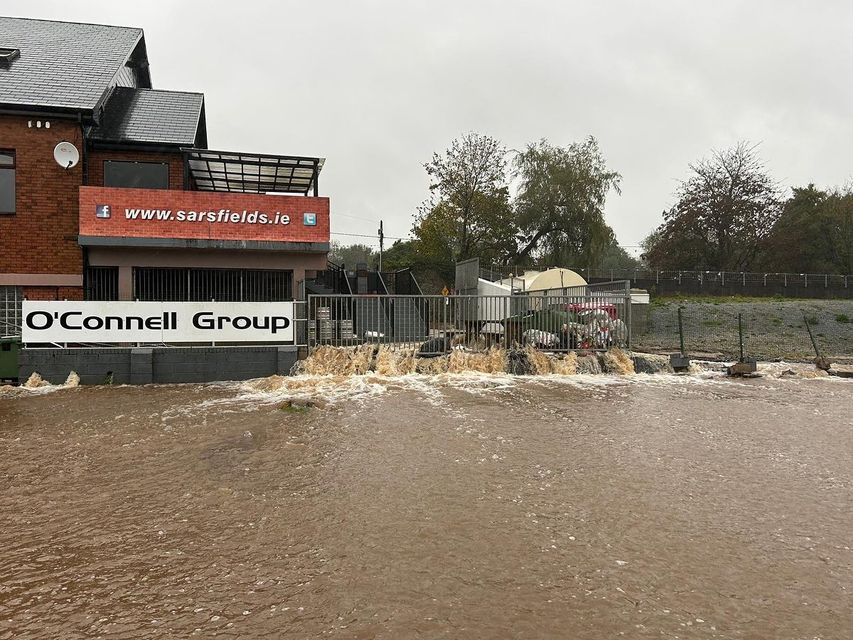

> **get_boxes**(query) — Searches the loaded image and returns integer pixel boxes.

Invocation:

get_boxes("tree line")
[332,134,852,291]
[643,142,851,275]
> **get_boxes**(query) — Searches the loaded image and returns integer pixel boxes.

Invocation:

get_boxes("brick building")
[0,17,329,334]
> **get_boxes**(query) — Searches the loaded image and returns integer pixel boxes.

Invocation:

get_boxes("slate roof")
[89,87,206,147]
[0,16,146,114]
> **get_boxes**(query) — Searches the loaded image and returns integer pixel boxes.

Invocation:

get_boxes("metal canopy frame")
[182,148,323,196]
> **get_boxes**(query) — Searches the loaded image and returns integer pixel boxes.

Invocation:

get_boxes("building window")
[133,268,293,302]
[84,266,119,301]
[0,151,14,214]
[104,160,169,190]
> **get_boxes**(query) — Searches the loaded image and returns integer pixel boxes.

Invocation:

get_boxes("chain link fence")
[632,299,853,361]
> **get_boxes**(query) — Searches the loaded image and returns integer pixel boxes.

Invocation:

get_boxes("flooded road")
[1,371,851,638]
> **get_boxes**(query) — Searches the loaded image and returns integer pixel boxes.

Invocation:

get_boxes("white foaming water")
[238,372,519,408]
[236,356,849,410]
[237,369,672,408]
[0,370,82,397]
[3,357,842,410]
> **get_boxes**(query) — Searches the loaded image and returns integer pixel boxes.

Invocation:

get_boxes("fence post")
[721,271,725,287]
[804,273,808,288]
[678,271,682,285]
[742,272,745,287]
[738,313,744,362]
[784,273,787,287]
[763,274,767,287]
[656,270,660,284]
[825,274,828,288]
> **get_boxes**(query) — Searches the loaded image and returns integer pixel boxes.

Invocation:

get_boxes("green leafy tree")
[639,228,663,268]
[328,241,376,269]
[382,239,453,293]
[381,239,422,271]
[644,142,781,270]
[597,240,642,271]
[823,189,853,275]
[413,133,516,263]
[761,185,853,274]
[410,201,457,262]
[641,211,714,270]
[512,137,621,267]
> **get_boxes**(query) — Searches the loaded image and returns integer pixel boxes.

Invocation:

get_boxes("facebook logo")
[96,204,111,218]
[303,212,317,226]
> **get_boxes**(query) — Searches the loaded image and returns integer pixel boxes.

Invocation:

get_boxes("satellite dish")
[54,141,80,169]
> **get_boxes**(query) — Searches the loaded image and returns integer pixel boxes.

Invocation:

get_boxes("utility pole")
[378,219,384,272]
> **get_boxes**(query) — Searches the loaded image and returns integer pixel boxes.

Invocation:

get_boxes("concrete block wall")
[18,348,132,385]
[19,345,298,385]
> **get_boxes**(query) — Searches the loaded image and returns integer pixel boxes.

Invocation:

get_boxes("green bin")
[0,337,21,382]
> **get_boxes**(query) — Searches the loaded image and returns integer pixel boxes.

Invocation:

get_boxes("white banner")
[22,301,294,343]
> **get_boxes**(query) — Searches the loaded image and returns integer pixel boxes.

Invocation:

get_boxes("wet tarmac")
[1,371,851,638]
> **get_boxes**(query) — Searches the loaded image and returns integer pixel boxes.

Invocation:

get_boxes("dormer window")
[0,48,20,68]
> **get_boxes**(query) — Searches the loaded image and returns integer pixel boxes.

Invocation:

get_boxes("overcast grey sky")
[8,1,852,253]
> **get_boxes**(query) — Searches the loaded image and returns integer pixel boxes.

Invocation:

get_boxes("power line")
[332,231,643,250]
[331,231,406,241]
[333,212,381,223]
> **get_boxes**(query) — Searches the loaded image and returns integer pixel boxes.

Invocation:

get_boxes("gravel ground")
[633,298,853,362]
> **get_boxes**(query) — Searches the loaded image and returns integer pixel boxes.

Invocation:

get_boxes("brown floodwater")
[0,369,851,638]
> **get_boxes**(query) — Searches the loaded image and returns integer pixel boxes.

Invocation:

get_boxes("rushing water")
[0,366,851,638]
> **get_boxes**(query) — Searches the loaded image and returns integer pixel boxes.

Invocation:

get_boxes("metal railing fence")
[84,266,119,301]
[571,268,849,291]
[1,286,22,337]
[480,265,851,290]
[523,279,632,297]
[132,267,293,302]
[307,291,632,355]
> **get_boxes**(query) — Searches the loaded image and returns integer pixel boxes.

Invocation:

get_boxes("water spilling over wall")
[295,345,598,377]
[0,370,82,396]
[23,372,51,388]
[603,348,636,375]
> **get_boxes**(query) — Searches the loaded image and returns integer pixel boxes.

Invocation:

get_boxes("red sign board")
[79,186,329,244]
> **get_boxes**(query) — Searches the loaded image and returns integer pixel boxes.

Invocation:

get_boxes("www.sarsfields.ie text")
[123,209,291,225]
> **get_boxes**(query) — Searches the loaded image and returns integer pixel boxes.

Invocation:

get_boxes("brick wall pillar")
[118,266,133,300]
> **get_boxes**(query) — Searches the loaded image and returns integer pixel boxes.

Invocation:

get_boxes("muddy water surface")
[1,372,851,638]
